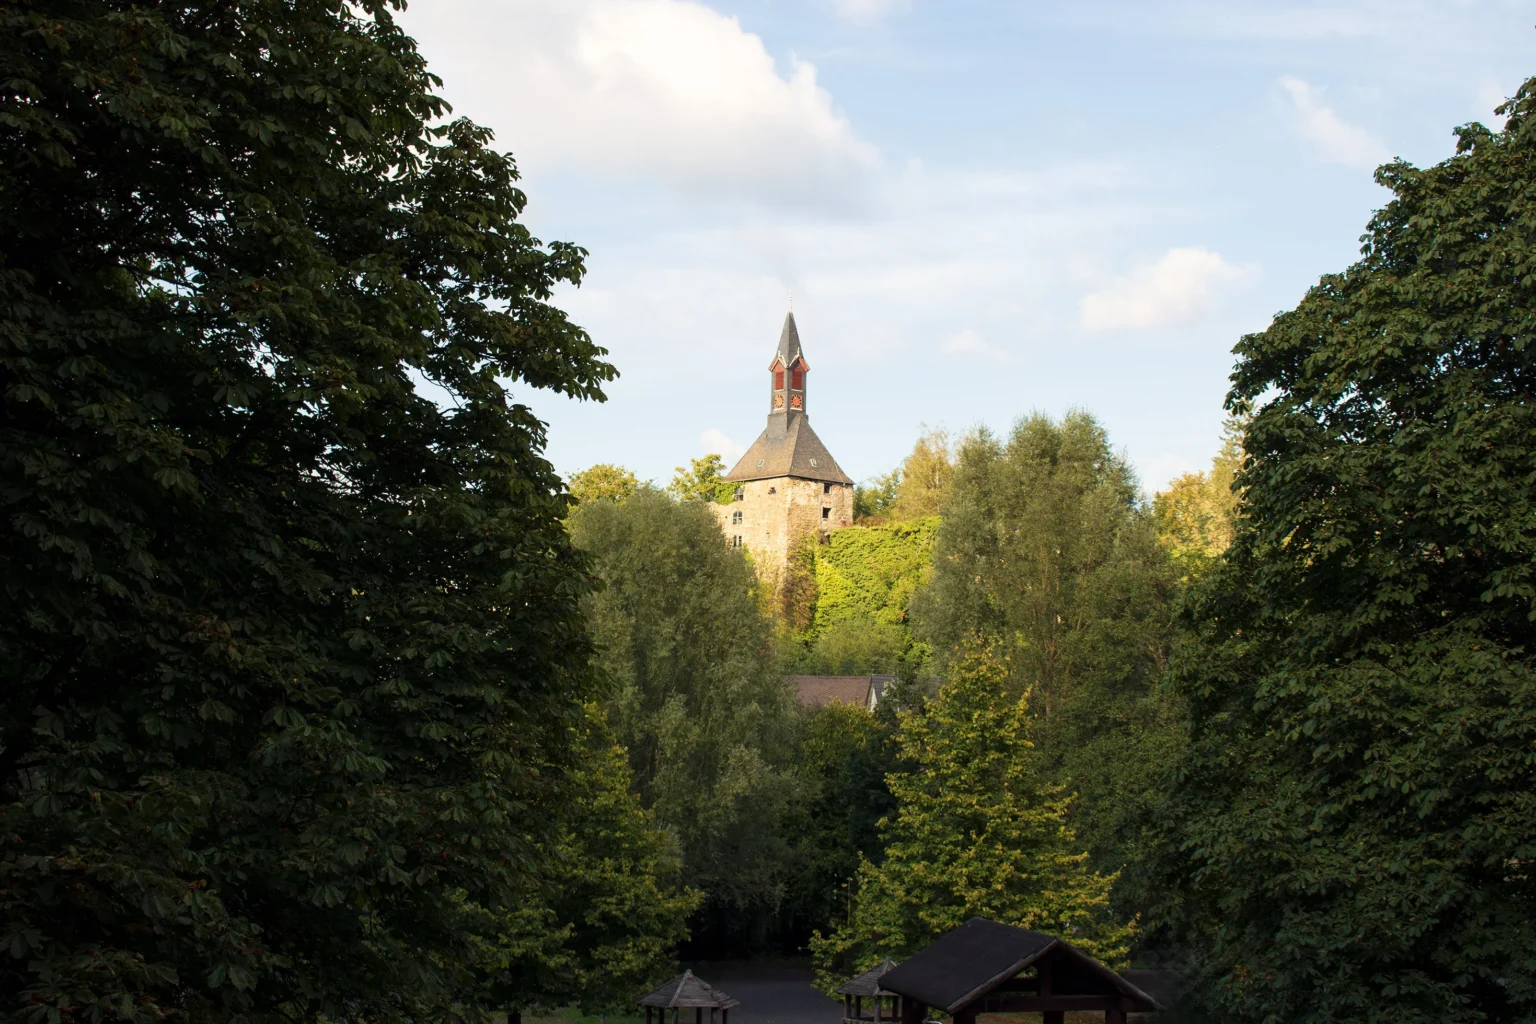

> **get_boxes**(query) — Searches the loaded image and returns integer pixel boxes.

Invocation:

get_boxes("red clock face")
[790,394,803,410]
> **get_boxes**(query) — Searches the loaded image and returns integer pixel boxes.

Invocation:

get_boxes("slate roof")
[793,675,872,709]
[774,311,805,367]
[639,971,740,1010]
[868,675,894,708]
[724,415,853,485]
[836,959,901,997]
[877,917,1159,1015]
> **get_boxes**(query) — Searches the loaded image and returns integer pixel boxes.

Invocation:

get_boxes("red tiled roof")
[793,675,870,708]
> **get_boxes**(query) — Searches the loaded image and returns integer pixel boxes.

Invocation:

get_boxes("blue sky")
[398,0,1534,492]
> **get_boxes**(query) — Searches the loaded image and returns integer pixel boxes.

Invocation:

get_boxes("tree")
[0,2,613,1020]
[474,706,699,1017]
[890,428,955,519]
[567,490,798,954]
[854,469,900,522]
[569,463,641,504]
[909,413,1179,875]
[777,701,899,949]
[809,644,1134,987]
[1152,418,1243,577]
[1157,85,1536,1023]
[668,453,736,505]
[786,618,908,676]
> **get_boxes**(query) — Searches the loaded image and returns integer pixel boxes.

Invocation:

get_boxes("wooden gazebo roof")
[639,971,740,1011]
[878,918,1160,1023]
[836,959,900,997]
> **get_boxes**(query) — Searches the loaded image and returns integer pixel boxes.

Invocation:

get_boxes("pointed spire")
[776,310,804,367]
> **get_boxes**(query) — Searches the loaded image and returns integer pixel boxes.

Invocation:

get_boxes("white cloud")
[941,329,1008,361]
[400,0,877,206]
[1080,247,1255,331]
[701,428,747,463]
[1280,76,1390,169]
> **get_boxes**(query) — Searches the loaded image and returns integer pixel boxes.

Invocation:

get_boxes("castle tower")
[715,311,854,570]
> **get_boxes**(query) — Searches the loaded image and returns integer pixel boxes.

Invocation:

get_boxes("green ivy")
[809,517,939,635]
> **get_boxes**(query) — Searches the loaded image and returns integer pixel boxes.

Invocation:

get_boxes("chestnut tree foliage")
[1159,84,1536,1022]
[0,1,636,1020]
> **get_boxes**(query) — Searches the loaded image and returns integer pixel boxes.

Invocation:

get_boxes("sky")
[396,0,1535,493]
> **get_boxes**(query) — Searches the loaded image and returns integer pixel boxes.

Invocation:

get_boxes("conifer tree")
[809,644,1134,986]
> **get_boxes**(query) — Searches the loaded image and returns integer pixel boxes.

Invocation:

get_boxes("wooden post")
[873,995,882,1024]
[695,1007,703,1024]
[1038,957,1062,1024]
[855,996,862,1022]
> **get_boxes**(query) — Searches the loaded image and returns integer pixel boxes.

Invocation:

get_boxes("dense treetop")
[810,644,1132,986]
[1,1,618,1020]
[567,489,798,953]
[1159,82,1536,1022]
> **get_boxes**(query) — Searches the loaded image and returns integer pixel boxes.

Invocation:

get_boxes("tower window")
[774,367,784,390]
[822,507,830,519]
[732,511,743,525]
[791,366,804,390]
[823,482,831,494]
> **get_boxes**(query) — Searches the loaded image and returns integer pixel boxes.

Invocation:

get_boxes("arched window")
[773,366,784,390]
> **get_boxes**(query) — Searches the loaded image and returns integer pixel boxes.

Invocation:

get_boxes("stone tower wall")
[712,476,853,570]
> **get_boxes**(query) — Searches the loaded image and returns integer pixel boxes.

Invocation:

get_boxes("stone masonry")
[712,311,855,575]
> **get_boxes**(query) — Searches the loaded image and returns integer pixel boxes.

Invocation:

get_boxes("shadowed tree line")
[5,2,1535,1020]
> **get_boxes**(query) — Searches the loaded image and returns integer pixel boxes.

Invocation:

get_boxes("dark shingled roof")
[639,971,740,1010]
[868,675,894,707]
[836,959,901,997]
[775,311,805,367]
[877,917,1159,1015]
[793,675,871,709]
[724,415,853,485]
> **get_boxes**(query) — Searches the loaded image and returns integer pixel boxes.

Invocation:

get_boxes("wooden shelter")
[879,918,1161,1024]
[835,959,903,1024]
[639,971,739,1024]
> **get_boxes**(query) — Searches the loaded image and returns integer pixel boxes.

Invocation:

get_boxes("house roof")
[723,415,853,485]
[876,917,1159,1015]
[836,959,902,997]
[639,971,740,1010]
[793,675,871,709]
[868,675,894,707]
